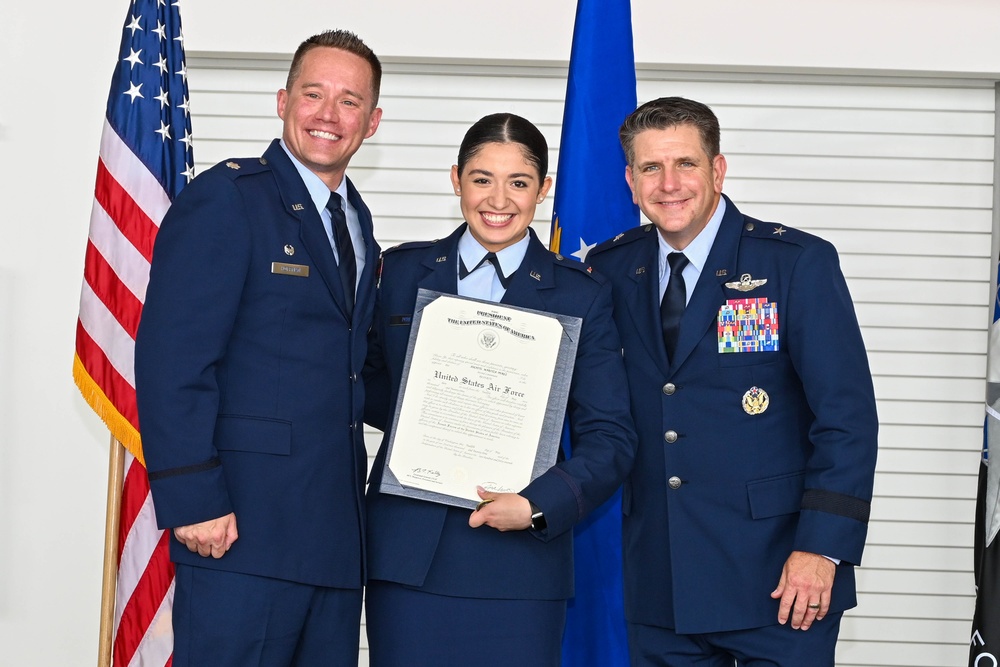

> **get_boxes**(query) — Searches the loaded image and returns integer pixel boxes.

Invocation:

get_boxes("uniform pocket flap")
[214,415,292,455]
[746,471,804,519]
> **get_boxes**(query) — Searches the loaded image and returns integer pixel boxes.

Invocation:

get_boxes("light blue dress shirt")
[456,228,530,302]
[279,140,365,291]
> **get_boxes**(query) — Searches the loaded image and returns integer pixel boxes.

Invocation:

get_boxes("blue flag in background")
[550,0,638,261]
[551,2,638,666]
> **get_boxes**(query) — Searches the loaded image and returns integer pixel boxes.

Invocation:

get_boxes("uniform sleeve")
[521,278,638,539]
[134,171,252,530]
[785,239,878,564]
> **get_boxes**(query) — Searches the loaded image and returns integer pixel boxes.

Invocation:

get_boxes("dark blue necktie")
[326,192,356,315]
[660,252,690,360]
[458,252,514,289]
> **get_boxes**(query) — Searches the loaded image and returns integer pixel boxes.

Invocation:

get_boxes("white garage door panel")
[753,204,990,233]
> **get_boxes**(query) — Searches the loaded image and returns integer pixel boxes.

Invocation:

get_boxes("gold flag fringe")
[73,353,146,467]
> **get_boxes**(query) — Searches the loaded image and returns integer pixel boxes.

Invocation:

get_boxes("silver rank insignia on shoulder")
[613,233,625,242]
[772,226,787,236]
[226,161,240,170]
[725,273,767,292]
[742,386,769,415]
[284,245,295,256]
[530,270,542,281]
[435,256,448,263]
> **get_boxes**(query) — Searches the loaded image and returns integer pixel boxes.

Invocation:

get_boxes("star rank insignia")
[725,273,768,292]
[772,226,787,236]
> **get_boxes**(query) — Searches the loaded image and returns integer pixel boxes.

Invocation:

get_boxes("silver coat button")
[668,476,682,490]
[662,383,676,395]
[664,430,678,443]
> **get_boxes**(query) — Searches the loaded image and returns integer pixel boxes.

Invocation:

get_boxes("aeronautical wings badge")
[725,273,768,292]
[742,386,769,415]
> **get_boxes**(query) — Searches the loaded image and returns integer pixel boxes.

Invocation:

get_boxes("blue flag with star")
[550,0,638,261]
[551,2,637,666]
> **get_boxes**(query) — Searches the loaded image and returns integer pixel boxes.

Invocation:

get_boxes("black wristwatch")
[529,501,547,532]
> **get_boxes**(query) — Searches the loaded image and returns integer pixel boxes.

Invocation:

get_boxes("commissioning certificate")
[380,289,582,509]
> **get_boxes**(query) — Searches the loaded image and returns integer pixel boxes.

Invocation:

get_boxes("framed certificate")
[379,289,582,509]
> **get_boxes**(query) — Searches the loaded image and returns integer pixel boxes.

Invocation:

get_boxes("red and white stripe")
[75,118,175,667]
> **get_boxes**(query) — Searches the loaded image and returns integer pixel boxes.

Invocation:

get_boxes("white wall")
[1,1,998,664]
[184,0,1000,76]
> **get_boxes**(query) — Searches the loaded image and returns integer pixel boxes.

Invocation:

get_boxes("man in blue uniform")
[134,30,382,666]
[588,96,878,666]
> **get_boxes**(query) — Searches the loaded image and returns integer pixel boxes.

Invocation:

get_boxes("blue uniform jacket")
[363,225,637,600]
[135,139,378,588]
[588,195,878,634]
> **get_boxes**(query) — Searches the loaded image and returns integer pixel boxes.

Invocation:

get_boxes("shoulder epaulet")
[210,155,271,180]
[381,239,439,256]
[590,223,655,257]
[550,251,603,281]
[740,217,817,247]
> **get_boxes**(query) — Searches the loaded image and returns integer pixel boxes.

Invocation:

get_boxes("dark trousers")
[365,579,566,667]
[172,564,363,667]
[628,613,843,667]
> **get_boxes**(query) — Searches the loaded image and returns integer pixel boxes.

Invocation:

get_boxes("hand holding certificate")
[380,289,581,509]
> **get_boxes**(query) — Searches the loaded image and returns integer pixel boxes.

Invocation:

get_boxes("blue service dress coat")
[587,195,878,634]
[363,224,637,601]
[135,139,378,588]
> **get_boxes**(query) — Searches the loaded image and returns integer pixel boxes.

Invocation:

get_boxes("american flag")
[74,1,193,664]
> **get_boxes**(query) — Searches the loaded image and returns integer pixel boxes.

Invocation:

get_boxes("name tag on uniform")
[718,298,779,353]
[271,262,310,277]
[389,315,413,326]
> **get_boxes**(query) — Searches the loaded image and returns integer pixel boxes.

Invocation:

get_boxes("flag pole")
[98,436,125,667]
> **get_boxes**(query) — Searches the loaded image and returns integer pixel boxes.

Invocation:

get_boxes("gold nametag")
[271,262,310,277]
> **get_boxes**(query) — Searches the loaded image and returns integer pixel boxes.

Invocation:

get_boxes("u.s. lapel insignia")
[636,267,646,276]
[725,273,768,292]
[773,226,787,236]
[291,203,305,211]
[742,386,769,415]
[226,161,241,170]
[716,269,728,277]
[530,270,542,281]
[435,256,448,263]
[284,244,295,256]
